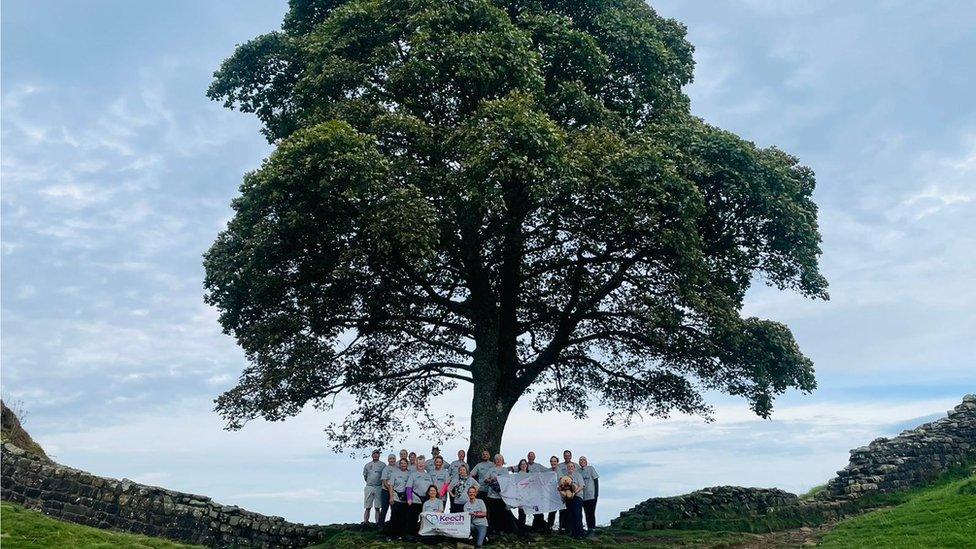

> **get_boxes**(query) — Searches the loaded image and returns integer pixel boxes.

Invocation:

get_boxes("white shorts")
[364,485,383,508]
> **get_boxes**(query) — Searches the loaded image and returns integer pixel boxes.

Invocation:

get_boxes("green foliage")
[0,503,201,549]
[206,0,828,451]
[819,474,976,549]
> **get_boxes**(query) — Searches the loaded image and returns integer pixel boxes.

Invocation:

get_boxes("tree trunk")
[466,385,516,469]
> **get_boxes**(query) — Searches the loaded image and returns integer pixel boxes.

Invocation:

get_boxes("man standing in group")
[470,450,494,500]
[557,450,577,531]
[526,451,545,472]
[378,453,396,529]
[449,449,466,479]
[557,450,577,476]
[363,450,386,525]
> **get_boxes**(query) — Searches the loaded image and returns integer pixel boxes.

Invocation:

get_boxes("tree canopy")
[205,0,828,455]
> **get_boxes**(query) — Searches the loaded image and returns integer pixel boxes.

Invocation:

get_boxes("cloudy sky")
[2,0,974,526]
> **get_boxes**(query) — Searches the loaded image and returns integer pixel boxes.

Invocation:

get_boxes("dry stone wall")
[613,394,976,532]
[824,394,976,499]
[1,443,327,548]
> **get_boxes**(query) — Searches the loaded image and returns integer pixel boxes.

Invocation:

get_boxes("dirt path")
[736,522,839,548]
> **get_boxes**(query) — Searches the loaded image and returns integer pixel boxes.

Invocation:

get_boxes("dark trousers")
[583,498,597,531]
[450,502,465,513]
[378,490,391,527]
[546,511,556,531]
[387,501,408,535]
[565,497,585,539]
[558,509,567,531]
[406,502,423,533]
[485,498,515,534]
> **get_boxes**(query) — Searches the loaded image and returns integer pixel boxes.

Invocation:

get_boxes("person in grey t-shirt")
[422,485,444,513]
[464,486,488,547]
[525,451,546,473]
[378,453,396,528]
[449,449,467,479]
[426,446,442,473]
[386,458,411,535]
[578,456,600,535]
[557,449,577,476]
[362,450,386,524]
[429,455,451,501]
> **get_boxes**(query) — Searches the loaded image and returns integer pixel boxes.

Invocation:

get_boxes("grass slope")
[819,474,976,549]
[0,502,202,549]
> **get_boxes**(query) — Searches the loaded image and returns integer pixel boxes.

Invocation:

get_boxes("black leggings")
[583,498,597,531]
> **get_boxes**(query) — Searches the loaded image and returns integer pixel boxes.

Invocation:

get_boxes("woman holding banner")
[465,486,489,547]
[422,485,444,513]
[449,465,479,512]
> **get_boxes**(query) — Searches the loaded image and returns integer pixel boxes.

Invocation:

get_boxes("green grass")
[0,502,201,549]
[306,526,755,548]
[819,474,976,549]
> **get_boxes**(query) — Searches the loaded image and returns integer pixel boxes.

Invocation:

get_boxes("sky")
[2,0,974,527]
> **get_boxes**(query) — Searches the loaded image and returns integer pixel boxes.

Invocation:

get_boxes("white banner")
[498,471,565,514]
[418,511,471,538]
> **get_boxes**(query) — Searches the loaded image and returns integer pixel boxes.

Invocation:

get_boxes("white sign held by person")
[419,512,470,538]
[498,471,565,514]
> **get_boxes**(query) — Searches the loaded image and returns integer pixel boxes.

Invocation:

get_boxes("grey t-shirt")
[364,460,386,486]
[486,465,509,499]
[429,467,452,493]
[526,462,546,473]
[464,498,488,527]
[381,463,396,487]
[449,475,480,503]
[569,470,585,493]
[389,468,411,494]
[557,461,578,477]
[449,459,467,478]
[408,469,434,498]
[470,461,494,482]
[580,465,599,500]
[422,498,443,513]
[425,458,443,474]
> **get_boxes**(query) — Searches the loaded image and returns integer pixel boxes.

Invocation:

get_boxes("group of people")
[363,446,600,545]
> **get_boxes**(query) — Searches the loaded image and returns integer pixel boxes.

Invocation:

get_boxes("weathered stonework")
[612,394,976,532]
[1,443,327,548]
[823,393,976,499]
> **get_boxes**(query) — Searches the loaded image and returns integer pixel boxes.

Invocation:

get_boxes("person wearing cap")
[363,449,386,525]
[449,449,467,479]
[378,453,397,528]
[578,456,600,535]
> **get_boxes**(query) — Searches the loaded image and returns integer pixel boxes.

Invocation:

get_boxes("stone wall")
[824,394,976,499]
[1,442,327,548]
[612,394,976,532]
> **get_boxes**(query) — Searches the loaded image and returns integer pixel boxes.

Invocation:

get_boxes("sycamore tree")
[204,0,828,460]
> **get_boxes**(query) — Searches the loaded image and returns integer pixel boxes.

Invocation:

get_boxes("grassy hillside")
[3,473,973,548]
[0,503,202,549]
[819,474,976,549]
